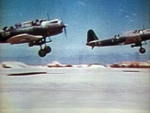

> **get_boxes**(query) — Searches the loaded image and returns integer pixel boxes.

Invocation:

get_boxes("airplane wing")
[7,33,43,44]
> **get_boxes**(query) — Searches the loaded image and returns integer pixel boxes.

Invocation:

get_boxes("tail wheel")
[44,46,51,53]
[139,47,146,54]
[38,49,46,57]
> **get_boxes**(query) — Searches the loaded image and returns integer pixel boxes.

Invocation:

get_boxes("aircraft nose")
[63,24,68,28]
[59,20,67,28]
[59,21,68,37]
[61,22,67,28]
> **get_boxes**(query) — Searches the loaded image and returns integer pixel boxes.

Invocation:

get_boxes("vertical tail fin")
[87,29,99,43]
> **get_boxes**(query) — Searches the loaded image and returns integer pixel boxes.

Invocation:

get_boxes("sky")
[0,0,150,65]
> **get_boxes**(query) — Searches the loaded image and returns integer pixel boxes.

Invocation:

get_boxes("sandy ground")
[0,66,149,113]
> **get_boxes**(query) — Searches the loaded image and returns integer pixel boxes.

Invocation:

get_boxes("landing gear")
[44,46,51,53]
[38,46,52,57]
[38,49,46,57]
[29,37,52,57]
[131,42,146,54]
[139,47,146,54]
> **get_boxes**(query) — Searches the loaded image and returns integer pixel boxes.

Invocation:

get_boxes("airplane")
[0,18,67,57]
[86,29,150,54]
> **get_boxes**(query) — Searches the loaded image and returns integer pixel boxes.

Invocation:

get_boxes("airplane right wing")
[7,33,43,44]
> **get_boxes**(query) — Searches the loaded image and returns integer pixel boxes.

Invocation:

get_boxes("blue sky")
[0,0,150,64]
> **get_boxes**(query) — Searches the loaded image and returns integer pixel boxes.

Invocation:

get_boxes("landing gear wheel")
[44,46,51,53]
[38,49,46,57]
[139,47,146,54]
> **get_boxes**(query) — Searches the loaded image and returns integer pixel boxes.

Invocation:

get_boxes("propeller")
[142,24,145,30]
[61,20,68,38]
[47,12,50,20]
[64,24,67,38]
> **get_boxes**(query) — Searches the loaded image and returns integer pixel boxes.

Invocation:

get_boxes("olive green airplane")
[86,29,150,54]
[0,18,67,57]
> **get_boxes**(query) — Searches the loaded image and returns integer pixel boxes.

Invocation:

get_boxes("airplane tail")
[87,29,99,43]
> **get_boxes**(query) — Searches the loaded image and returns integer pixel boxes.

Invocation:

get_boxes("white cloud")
[77,1,85,6]
[125,15,129,18]
[129,19,134,22]
[132,13,137,16]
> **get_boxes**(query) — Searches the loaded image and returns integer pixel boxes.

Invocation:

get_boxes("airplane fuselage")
[86,29,150,54]
[0,19,67,57]
[0,23,63,43]
[86,29,150,47]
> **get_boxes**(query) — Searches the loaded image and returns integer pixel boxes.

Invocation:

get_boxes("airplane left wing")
[7,33,43,44]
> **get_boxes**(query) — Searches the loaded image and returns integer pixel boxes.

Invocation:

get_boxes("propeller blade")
[64,27,67,38]
[47,12,50,20]
[61,19,67,38]
[142,25,145,30]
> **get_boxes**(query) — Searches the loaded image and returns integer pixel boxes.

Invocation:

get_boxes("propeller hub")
[59,20,67,38]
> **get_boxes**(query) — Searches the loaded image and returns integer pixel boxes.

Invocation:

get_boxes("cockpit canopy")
[15,19,47,29]
[2,19,63,31]
[15,21,33,28]
[143,29,150,34]
[122,30,139,36]
[49,19,59,23]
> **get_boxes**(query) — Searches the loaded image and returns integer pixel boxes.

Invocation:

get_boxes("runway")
[0,65,149,113]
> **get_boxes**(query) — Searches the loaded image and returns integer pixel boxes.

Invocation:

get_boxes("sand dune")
[108,61,150,68]
[1,60,150,69]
